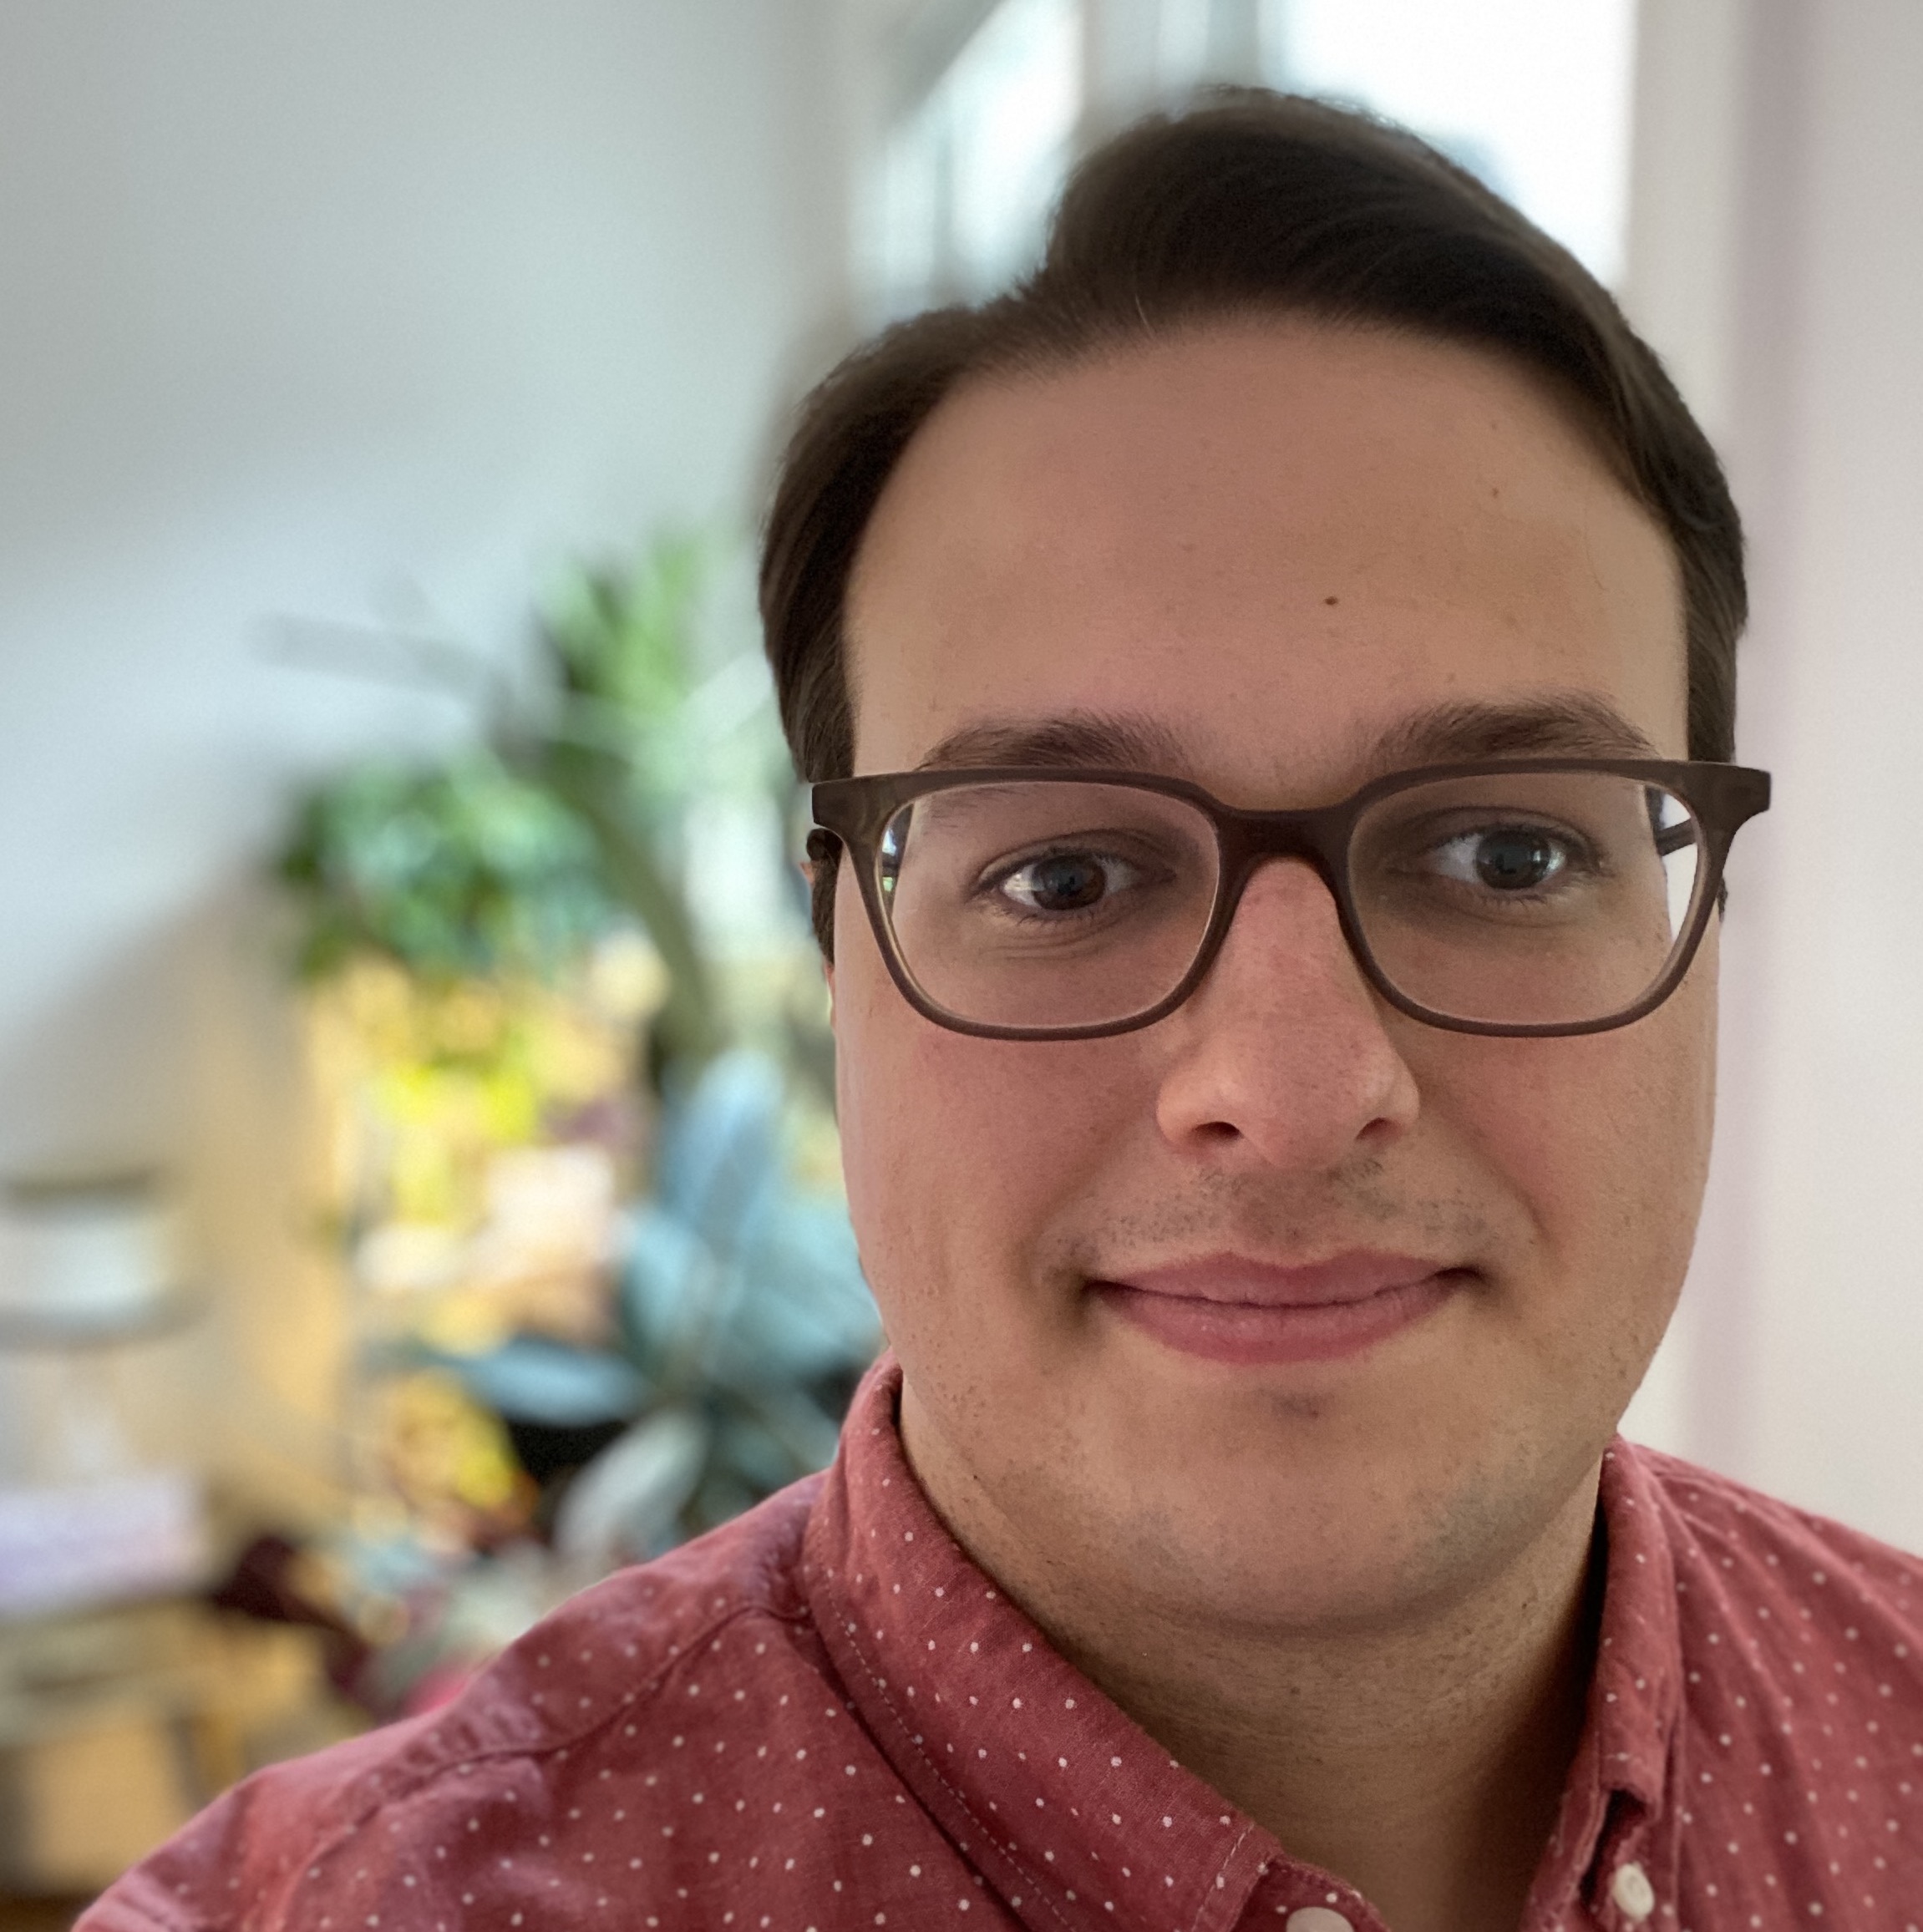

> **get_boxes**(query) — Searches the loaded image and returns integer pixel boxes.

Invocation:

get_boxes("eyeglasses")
[807,760,1771,1041]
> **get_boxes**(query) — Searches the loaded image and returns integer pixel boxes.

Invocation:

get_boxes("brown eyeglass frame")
[807,759,1773,1042]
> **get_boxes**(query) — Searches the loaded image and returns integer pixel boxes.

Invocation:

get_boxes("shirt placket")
[1580,1793,1674,1932]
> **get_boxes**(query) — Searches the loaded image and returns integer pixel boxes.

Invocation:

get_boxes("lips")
[1091,1250,1465,1366]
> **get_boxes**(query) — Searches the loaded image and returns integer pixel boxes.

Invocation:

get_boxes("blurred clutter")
[0,1173,205,1620]
[261,533,875,1716]
[0,1176,359,1897]
[0,535,875,1899]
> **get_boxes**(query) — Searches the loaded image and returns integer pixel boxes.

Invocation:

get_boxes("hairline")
[931,299,1652,499]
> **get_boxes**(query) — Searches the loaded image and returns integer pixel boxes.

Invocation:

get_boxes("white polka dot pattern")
[74,1360,1923,1931]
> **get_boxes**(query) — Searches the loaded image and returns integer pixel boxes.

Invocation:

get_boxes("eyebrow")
[914,712,1192,773]
[1366,693,1664,766]
[910,692,1662,782]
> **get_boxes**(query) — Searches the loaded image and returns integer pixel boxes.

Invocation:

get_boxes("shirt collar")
[805,1355,1685,1929]
[1529,1439,1685,1914]
[804,1355,1286,1929]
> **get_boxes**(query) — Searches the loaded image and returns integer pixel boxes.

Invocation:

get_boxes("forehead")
[843,320,1687,793]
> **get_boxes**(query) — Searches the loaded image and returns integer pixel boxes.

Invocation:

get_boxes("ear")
[799,855,837,1023]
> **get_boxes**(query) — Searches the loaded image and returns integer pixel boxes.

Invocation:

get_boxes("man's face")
[831,322,1715,1635]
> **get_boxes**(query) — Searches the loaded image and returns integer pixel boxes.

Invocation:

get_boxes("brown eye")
[1429,824,1577,895]
[1001,851,1121,913]
[1470,828,1564,891]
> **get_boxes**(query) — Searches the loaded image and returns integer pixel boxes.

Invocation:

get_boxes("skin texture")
[826,322,1719,1932]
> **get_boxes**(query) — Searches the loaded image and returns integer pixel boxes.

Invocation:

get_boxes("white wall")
[0,2,850,1508]
[1620,0,1923,1550]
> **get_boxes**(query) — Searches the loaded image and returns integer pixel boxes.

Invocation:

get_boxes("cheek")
[834,936,1145,1325]
[1423,966,1718,1323]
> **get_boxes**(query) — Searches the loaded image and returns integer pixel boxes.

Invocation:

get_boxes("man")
[85,91,1923,1932]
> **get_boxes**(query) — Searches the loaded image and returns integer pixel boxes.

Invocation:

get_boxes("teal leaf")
[447,1336,645,1427]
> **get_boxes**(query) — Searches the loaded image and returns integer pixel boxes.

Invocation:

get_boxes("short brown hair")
[761,89,1747,953]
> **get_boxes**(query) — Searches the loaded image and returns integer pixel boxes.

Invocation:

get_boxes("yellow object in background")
[376,1372,534,1543]
[307,955,647,1240]
[302,950,655,1546]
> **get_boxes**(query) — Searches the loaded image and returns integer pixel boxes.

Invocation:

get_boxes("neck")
[901,1392,1603,1932]
[1054,1529,1600,1932]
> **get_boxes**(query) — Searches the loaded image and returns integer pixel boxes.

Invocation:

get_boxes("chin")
[1043,1370,1599,1631]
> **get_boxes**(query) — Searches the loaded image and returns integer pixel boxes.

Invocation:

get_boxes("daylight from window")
[873,0,1082,313]
[869,0,1637,312]
[1272,0,1637,284]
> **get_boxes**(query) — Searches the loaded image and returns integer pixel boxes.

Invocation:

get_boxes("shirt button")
[1285,1910,1354,1932]
[1609,1860,1656,1922]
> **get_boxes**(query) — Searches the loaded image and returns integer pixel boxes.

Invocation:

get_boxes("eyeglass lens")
[873,773,1705,1033]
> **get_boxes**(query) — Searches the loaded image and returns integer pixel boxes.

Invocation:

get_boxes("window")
[860,0,1638,311]
[1270,0,1637,284]
[867,0,1083,315]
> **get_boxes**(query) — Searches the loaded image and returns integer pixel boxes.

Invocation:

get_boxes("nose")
[1153,858,1421,1173]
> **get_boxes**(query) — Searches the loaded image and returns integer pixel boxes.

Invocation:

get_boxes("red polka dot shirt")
[80,1358,1923,1930]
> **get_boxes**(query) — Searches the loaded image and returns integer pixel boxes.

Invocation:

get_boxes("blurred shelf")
[0,1287,204,1352]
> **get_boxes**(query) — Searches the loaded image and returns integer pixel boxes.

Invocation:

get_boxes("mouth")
[1089,1251,1471,1367]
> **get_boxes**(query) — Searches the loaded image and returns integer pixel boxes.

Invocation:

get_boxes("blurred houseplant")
[270,535,875,1711]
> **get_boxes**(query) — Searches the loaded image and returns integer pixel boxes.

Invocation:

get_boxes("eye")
[997,849,1139,914]
[1430,825,1574,893]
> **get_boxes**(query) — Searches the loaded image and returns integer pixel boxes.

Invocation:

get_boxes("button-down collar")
[807,1364,1286,1928]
